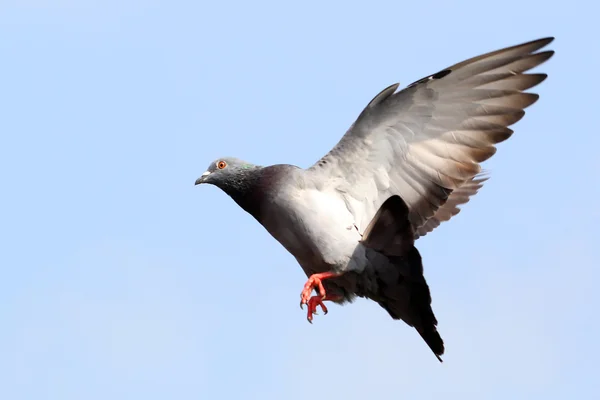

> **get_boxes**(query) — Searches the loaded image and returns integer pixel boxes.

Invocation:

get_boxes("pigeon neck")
[222,168,267,220]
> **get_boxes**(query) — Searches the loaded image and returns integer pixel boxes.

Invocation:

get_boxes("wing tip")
[517,36,555,52]
[538,36,555,45]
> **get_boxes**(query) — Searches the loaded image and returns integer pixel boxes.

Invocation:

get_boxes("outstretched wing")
[415,174,488,239]
[307,37,553,233]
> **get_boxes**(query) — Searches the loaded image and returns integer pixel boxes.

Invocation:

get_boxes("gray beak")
[195,171,211,185]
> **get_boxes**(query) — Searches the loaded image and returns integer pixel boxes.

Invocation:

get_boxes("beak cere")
[195,171,211,185]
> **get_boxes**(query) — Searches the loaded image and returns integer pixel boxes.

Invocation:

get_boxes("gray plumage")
[195,37,554,362]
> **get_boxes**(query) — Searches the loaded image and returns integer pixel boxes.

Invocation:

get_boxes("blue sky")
[1,1,598,399]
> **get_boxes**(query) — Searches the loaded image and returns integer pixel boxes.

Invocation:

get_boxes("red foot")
[306,294,341,323]
[299,272,341,322]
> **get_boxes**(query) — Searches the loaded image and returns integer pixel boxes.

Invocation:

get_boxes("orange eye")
[217,160,227,169]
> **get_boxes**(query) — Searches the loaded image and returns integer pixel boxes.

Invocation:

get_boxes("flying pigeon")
[195,37,554,362]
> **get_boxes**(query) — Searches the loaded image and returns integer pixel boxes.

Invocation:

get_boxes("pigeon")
[195,37,554,362]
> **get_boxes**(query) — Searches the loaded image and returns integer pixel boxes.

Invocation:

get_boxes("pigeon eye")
[217,161,227,169]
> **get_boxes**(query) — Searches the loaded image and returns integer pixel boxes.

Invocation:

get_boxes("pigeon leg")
[306,294,343,323]
[299,271,341,309]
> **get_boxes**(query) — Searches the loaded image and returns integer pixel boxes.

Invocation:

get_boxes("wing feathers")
[477,92,539,109]
[477,73,548,90]
[309,37,553,235]
[482,51,554,77]
[415,175,488,238]
[443,37,553,71]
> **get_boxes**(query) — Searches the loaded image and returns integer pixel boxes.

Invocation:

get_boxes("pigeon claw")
[299,272,341,322]
[306,295,329,323]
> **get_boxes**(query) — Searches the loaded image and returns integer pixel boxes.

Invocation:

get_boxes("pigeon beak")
[195,171,211,185]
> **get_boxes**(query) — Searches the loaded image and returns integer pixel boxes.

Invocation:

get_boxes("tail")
[361,196,445,362]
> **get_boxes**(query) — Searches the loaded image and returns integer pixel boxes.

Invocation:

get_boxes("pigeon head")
[195,157,260,187]
[196,157,261,196]
[195,157,267,217]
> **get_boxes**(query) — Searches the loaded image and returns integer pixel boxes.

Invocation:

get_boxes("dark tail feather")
[377,248,445,363]
[406,247,445,363]
[361,196,445,362]
[417,326,444,363]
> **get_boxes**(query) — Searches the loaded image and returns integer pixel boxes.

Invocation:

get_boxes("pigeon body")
[198,160,368,277]
[195,38,555,362]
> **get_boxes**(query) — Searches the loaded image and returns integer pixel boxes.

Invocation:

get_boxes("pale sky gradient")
[1,1,599,399]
